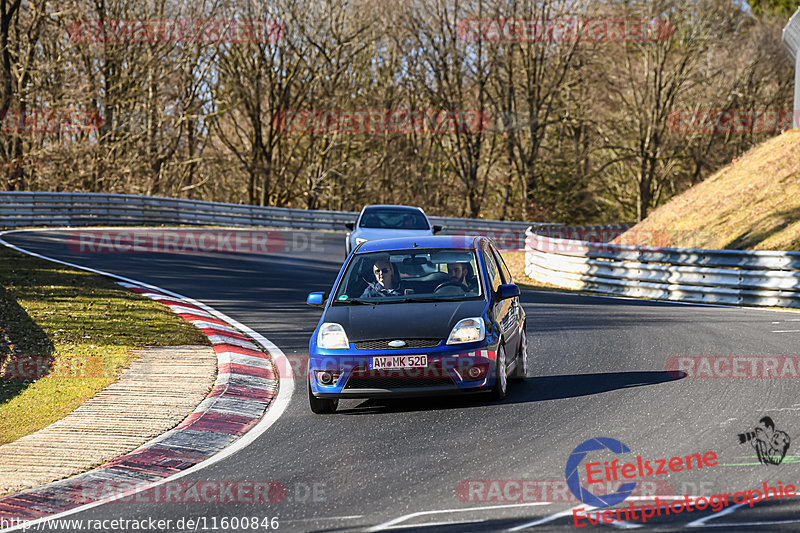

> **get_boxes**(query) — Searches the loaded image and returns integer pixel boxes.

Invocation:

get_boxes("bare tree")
[1,0,46,190]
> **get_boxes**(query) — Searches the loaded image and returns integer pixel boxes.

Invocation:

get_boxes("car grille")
[344,366,454,389]
[353,338,441,350]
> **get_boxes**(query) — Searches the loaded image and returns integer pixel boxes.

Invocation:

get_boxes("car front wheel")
[308,376,338,414]
[511,327,527,381]
[490,344,508,401]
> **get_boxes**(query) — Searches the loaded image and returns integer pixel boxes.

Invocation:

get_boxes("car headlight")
[355,238,368,245]
[317,322,350,349]
[447,317,486,345]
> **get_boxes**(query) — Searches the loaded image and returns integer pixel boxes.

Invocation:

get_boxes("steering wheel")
[433,281,467,295]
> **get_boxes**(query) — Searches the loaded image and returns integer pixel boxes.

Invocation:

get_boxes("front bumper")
[308,344,499,399]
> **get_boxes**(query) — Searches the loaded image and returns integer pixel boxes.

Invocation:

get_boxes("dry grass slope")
[616,129,800,251]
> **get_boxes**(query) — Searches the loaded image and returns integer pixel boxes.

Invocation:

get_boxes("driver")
[362,256,404,297]
[447,262,477,292]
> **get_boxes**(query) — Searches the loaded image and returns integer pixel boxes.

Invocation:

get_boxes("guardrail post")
[795,52,800,129]
[784,7,800,128]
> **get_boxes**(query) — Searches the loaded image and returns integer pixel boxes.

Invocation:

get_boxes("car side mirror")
[345,222,355,231]
[496,284,520,301]
[432,225,443,234]
[306,292,327,307]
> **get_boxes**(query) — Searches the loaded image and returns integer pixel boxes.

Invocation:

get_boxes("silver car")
[345,205,442,254]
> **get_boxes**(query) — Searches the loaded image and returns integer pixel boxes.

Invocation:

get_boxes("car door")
[482,242,518,363]
[489,242,524,359]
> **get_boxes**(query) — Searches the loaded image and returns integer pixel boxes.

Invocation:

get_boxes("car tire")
[308,376,338,414]
[490,344,508,401]
[510,326,527,382]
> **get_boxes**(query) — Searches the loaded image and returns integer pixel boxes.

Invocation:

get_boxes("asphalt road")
[3,228,800,532]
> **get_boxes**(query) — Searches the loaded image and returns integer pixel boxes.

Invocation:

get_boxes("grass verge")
[0,245,209,445]
[616,129,800,251]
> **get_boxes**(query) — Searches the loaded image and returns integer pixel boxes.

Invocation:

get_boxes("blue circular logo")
[565,437,637,508]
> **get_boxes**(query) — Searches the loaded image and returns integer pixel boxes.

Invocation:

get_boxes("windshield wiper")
[337,298,375,305]
[397,296,453,303]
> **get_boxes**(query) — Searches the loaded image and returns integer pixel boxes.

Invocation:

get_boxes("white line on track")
[691,518,800,527]
[525,289,800,314]
[382,519,488,529]
[0,228,295,533]
[283,515,365,523]
[507,495,702,531]
[505,505,585,530]
[772,330,800,333]
[686,502,747,527]
[364,502,550,532]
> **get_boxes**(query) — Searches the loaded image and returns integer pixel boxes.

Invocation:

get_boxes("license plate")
[369,355,428,370]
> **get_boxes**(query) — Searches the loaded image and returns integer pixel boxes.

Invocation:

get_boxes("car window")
[359,209,430,230]
[482,243,502,293]
[490,243,513,284]
[332,248,481,303]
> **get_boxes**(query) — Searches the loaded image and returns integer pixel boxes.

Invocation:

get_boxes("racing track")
[3,228,800,532]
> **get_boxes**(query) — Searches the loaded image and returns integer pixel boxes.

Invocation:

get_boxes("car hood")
[352,228,432,241]
[324,299,487,341]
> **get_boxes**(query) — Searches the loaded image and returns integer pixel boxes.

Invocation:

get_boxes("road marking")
[384,519,487,529]
[284,515,365,523]
[508,495,696,531]
[525,289,800,314]
[691,518,800,527]
[687,500,800,528]
[365,502,551,532]
[0,228,295,533]
[686,502,747,527]
[771,330,800,333]
[506,505,585,530]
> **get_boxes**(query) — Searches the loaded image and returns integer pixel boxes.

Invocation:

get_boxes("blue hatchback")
[305,235,527,414]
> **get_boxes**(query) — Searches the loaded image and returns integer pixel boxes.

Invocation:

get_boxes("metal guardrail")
[524,228,800,308]
[0,192,549,243]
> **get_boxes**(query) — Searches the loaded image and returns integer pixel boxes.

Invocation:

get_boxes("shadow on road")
[508,370,686,403]
[334,370,685,415]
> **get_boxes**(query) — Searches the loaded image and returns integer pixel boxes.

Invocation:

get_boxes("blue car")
[306,235,527,414]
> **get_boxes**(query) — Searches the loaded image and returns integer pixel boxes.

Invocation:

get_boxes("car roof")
[360,204,427,214]
[356,235,481,253]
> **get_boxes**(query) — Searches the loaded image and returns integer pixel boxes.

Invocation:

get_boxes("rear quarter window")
[482,243,502,293]
[490,244,513,284]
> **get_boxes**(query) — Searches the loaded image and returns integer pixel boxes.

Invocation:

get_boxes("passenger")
[362,256,404,297]
[447,262,478,292]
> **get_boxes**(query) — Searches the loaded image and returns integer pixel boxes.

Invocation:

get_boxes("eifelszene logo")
[565,437,637,508]
[565,437,719,508]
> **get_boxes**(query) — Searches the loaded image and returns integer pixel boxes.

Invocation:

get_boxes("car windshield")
[333,248,482,304]
[358,208,430,230]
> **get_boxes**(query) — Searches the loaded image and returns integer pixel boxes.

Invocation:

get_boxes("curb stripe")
[0,272,288,526]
